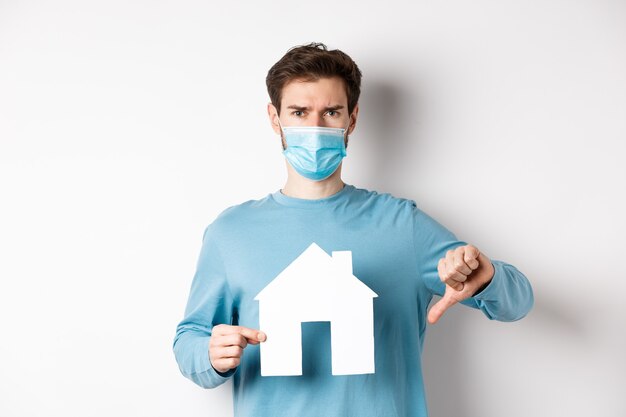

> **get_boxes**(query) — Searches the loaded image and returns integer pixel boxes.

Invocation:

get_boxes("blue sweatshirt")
[173,183,534,417]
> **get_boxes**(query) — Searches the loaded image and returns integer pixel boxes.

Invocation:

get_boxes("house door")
[301,321,332,376]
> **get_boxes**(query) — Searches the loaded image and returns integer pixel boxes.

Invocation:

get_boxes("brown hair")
[266,42,362,116]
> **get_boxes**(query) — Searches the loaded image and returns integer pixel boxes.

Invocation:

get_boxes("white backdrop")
[1,1,625,416]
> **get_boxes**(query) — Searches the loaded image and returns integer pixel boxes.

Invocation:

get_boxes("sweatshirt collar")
[271,183,353,208]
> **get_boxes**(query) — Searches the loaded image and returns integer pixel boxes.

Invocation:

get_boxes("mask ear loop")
[276,115,287,140]
[342,115,352,150]
[276,115,288,151]
[276,115,283,132]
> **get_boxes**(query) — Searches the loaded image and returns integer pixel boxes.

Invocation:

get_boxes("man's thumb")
[427,293,458,324]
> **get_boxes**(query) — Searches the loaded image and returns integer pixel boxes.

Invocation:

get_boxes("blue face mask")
[277,118,350,181]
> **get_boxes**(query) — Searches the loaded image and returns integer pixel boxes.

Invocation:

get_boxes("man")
[173,42,533,417]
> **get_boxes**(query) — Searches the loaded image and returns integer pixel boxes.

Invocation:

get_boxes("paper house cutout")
[254,242,378,376]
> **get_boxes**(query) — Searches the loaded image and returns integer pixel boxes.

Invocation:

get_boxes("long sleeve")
[412,203,534,322]
[173,224,236,389]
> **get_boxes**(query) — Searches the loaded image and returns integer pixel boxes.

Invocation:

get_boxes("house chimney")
[332,251,353,275]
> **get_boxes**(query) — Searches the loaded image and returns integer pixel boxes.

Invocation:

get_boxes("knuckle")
[210,334,223,346]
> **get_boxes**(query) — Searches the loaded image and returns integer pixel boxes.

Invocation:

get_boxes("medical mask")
[277,118,350,181]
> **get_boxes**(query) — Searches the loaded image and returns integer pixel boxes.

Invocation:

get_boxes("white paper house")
[254,242,378,376]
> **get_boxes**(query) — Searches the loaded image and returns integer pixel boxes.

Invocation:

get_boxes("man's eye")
[326,110,337,116]
[293,110,304,116]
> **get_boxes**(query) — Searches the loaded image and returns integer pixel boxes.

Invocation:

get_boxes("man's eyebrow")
[323,105,345,111]
[286,105,310,111]
[285,105,345,111]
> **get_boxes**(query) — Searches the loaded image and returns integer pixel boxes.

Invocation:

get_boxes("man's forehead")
[281,77,348,106]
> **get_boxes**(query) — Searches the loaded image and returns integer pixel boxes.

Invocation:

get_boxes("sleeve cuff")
[212,364,237,378]
[191,336,237,386]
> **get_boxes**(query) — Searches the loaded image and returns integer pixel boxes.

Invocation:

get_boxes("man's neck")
[281,163,345,200]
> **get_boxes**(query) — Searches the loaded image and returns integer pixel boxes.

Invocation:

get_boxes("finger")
[212,324,248,337]
[214,325,266,343]
[445,250,467,286]
[427,293,459,324]
[214,324,247,335]
[218,345,244,359]
[438,258,464,291]
[213,333,248,349]
[212,357,240,372]
[452,247,473,276]
[439,257,465,290]
[212,324,229,336]
[235,326,267,343]
[464,245,480,270]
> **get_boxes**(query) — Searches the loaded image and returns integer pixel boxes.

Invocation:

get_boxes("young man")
[173,43,534,417]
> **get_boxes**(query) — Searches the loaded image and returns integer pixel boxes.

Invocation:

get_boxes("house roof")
[254,242,378,301]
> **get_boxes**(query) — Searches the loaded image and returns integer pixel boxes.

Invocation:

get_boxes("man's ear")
[347,103,359,135]
[267,103,281,135]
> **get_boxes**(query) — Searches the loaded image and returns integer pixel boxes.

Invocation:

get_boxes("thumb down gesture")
[427,245,495,324]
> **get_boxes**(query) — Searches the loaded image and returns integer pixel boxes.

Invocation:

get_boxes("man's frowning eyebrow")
[286,105,345,112]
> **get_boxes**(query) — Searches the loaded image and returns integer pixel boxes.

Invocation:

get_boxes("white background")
[1,1,625,416]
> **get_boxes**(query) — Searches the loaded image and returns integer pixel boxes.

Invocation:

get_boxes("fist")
[427,245,495,324]
[209,324,267,373]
